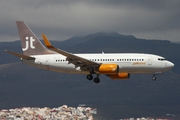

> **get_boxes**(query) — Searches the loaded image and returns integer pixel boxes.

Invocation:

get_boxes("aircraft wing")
[5,50,35,60]
[42,34,100,71]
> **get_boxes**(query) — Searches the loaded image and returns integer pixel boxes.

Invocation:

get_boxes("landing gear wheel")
[94,77,100,83]
[86,74,93,80]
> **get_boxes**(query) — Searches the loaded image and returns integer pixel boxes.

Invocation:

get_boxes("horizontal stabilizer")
[5,50,35,60]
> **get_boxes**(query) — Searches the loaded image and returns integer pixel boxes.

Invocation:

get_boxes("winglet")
[42,34,55,48]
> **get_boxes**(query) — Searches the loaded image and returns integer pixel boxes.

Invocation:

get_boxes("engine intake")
[99,64,119,74]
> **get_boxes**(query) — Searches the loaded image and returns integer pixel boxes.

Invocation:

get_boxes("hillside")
[0,32,180,119]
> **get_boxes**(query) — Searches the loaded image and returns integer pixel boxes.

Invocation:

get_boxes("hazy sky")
[0,0,180,42]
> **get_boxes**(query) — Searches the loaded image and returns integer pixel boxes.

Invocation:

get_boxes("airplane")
[5,21,174,83]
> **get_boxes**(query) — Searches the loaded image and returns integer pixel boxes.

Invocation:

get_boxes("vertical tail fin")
[16,21,54,55]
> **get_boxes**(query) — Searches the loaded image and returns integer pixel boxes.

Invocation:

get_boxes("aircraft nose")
[166,61,174,69]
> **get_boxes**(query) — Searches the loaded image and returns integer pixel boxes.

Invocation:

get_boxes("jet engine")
[108,73,130,80]
[99,64,119,74]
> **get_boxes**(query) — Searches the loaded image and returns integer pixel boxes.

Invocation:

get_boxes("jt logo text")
[22,37,35,51]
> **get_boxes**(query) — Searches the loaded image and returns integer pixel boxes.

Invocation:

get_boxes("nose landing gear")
[152,75,156,81]
[152,72,163,81]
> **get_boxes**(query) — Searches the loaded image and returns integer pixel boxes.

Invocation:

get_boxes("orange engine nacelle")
[99,64,119,74]
[109,73,130,80]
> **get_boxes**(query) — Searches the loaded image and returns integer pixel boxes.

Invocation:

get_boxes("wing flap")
[5,50,35,60]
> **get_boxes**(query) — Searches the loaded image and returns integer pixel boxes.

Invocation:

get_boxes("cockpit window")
[158,58,166,61]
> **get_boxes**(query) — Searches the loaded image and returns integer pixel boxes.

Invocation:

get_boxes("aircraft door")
[148,57,152,65]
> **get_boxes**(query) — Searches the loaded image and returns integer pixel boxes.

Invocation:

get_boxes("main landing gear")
[86,74,100,83]
[152,75,156,81]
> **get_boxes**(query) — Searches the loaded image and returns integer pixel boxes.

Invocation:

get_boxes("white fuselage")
[22,53,174,75]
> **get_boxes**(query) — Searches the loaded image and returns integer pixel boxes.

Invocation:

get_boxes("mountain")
[0,32,180,119]
[60,31,136,47]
